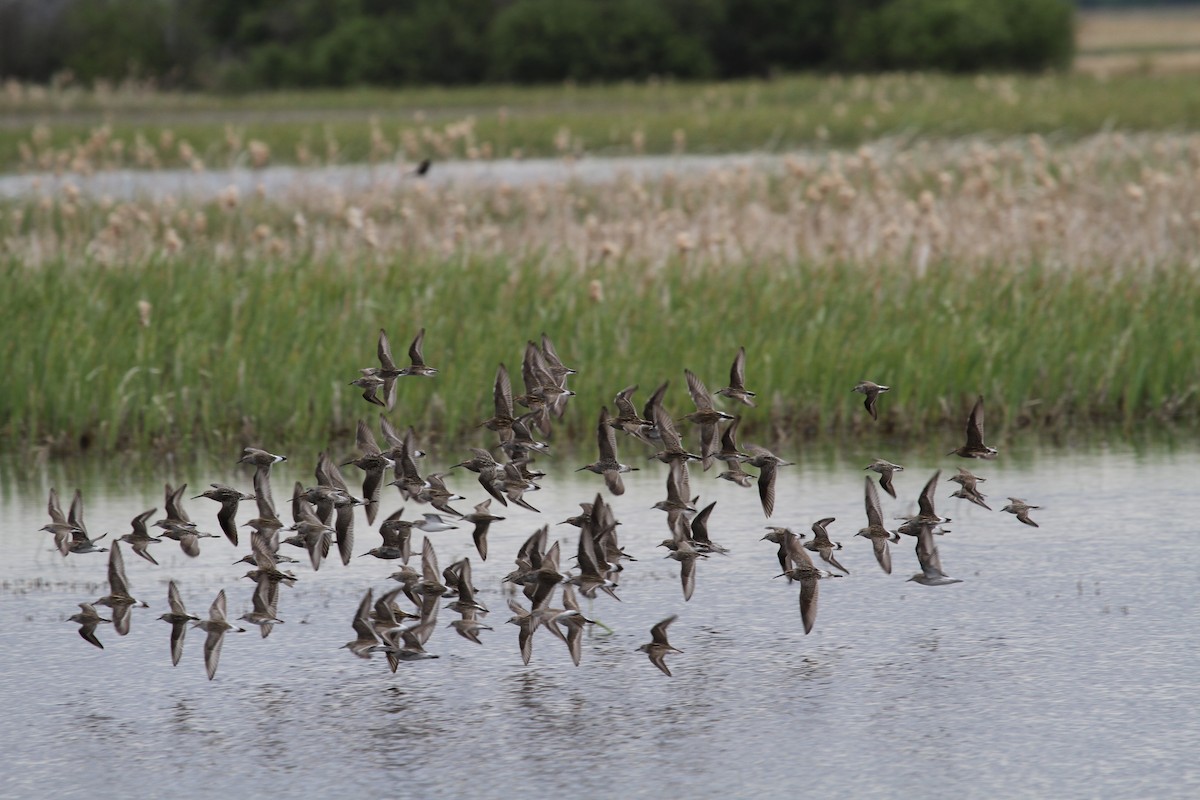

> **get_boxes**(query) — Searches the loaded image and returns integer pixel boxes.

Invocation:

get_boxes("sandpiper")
[665,537,706,602]
[350,371,387,407]
[743,445,794,519]
[192,590,244,680]
[948,466,991,509]
[539,333,577,419]
[478,363,517,441]
[462,499,505,561]
[715,346,757,407]
[416,474,465,518]
[897,470,950,537]
[577,406,638,495]
[638,616,682,677]
[370,328,405,408]
[608,384,654,442]
[1001,497,1041,527]
[864,458,904,499]
[804,517,849,574]
[852,380,890,421]
[397,327,438,377]
[690,501,729,554]
[505,598,542,665]
[119,508,162,565]
[69,603,111,649]
[683,369,735,470]
[775,534,843,634]
[908,521,963,586]
[239,447,287,513]
[158,580,200,666]
[649,401,702,465]
[343,590,383,659]
[449,612,493,645]
[856,476,899,575]
[95,542,146,636]
[948,395,998,459]
[553,585,596,666]
[64,489,107,555]
[341,419,396,520]
[194,483,254,546]
[240,574,284,637]
[284,511,334,572]
[414,512,459,532]
[363,507,414,561]
[761,527,797,576]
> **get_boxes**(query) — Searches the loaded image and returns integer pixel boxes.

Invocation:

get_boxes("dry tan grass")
[6,132,1200,275]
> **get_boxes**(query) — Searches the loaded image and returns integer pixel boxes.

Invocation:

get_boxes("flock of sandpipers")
[42,329,1042,678]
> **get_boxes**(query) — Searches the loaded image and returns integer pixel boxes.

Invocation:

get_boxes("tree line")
[1,0,1076,89]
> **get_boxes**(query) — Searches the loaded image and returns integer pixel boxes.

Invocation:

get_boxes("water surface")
[1,443,1196,798]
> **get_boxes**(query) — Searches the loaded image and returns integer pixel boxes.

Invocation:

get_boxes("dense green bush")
[837,0,1074,73]
[0,0,1075,89]
[490,0,714,82]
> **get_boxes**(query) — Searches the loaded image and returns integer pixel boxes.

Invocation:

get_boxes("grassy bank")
[4,130,1199,455]
[3,249,1197,457]
[6,72,1200,173]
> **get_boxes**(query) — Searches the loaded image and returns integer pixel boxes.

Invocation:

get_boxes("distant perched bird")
[864,458,904,499]
[715,346,756,407]
[852,380,890,421]
[637,616,682,677]
[1001,497,1041,527]
[413,158,432,177]
[948,395,998,459]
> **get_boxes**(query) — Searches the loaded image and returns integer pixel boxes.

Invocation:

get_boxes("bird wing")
[408,328,427,367]
[377,328,397,371]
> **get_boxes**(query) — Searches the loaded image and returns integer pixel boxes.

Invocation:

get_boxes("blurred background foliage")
[0,0,1077,89]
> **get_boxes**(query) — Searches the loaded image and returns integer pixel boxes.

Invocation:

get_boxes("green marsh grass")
[3,252,1198,456]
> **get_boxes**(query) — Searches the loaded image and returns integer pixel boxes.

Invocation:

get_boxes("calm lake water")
[1,440,1197,798]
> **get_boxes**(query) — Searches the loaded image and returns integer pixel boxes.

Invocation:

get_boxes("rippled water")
[1,442,1197,798]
